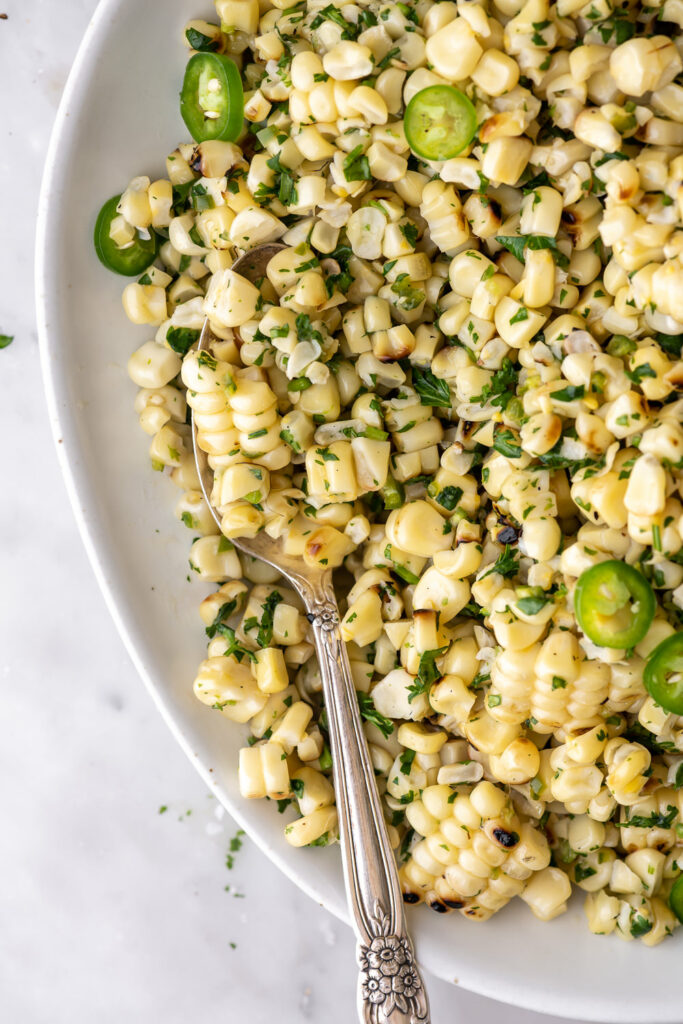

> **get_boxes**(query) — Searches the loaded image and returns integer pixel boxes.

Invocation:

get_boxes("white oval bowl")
[36,2,682,1018]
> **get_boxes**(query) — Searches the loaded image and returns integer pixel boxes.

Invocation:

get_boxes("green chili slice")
[574,560,655,649]
[404,85,477,161]
[380,474,405,510]
[644,633,683,715]
[94,195,159,276]
[670,875,683,924]
[180,52,244,143]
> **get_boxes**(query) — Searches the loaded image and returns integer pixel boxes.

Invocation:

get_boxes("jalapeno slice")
[644,633,683,715]
[94,195,159,276]
[574,560,655,649]
[404,85,477,162]
[180,52,243,143]
[670,875,683,924]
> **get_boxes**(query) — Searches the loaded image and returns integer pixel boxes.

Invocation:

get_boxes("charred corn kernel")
[609,36,682,97]
[521,867,572,921]
[284,806,338,848]
[425,17,483,82]
[398,723,448,755]
[253,648,289,694]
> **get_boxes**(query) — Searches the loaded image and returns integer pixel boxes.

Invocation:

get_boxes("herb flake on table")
[226,829,246,869]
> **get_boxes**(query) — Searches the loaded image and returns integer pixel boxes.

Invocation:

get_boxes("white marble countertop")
[1,3,595,1020]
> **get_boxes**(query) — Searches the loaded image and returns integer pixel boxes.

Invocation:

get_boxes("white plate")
[35,2,682,1019]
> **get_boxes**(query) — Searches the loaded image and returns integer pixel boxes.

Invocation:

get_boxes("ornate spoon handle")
[303,575,431,1024]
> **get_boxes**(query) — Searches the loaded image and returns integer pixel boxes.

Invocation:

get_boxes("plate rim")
[34,3,683,1020]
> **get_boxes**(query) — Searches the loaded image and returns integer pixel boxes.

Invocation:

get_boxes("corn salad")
[104,0,683,943]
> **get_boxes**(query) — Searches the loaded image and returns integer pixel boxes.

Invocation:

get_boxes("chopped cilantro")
[481,545,519,580]
[343,145,371,182]
[412,367,450,407]
[407,646,448,703]
[357,691,394,738]
[166,326,200,355]
[185,27,220,52]
[496,234,569,269]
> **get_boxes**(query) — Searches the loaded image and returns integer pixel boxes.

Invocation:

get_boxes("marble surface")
[1,2,596,1020]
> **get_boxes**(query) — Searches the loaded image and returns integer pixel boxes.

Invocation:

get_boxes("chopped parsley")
[433,485,463,511]
[471,357,518,410]
[252,591,283,648]
[357,691,394,738]
[516,591,550,615]
[400,223,419,247]
[617,806,678,831]
[625,363,657,385]
[166,326,200,355]
[185,27,220,52]
[343,145,371,182]
[495,234,569,269]
[407,646,448,703]
[255,153,298,207]
[412,367,451,407]
[552,384,585,402]
[481,545,519,580]
[493,424,522,459]
[310,4,358,38]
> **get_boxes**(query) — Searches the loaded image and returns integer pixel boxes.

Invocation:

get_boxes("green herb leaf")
[377,46,400,70]
[316,447,340,462]
[400,222,419,247]
[357,691,394,737]
[255,590,283,648]
[295,313,323,345]
[166,326,200,355]
[618,806,678,830]
[625,363,657,385]
[205,600,238,639]
[654,332,683,358]
[291,778,305,798]
[509,306,529,325]
[496,234,569,269]
[308,831,331,847]
[434,485,463,511]
[522,169,552,193]
[213,624,256,663]
[412,367,451,407]
[629,912,653,938]
[574,862,597,883]
[517,594,549,615]
[343,144,371,182]
[552,384,585,402]
[279,426,302,453]
[185,27,220,51]
[471,357,519,411]
[407,646,448,703]
[310,4,358,38]
[481,544,519,580]
[172,181,193,215]
[493,424,522,459]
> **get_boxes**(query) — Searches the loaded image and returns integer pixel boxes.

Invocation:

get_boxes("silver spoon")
[193,244,431,1024]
